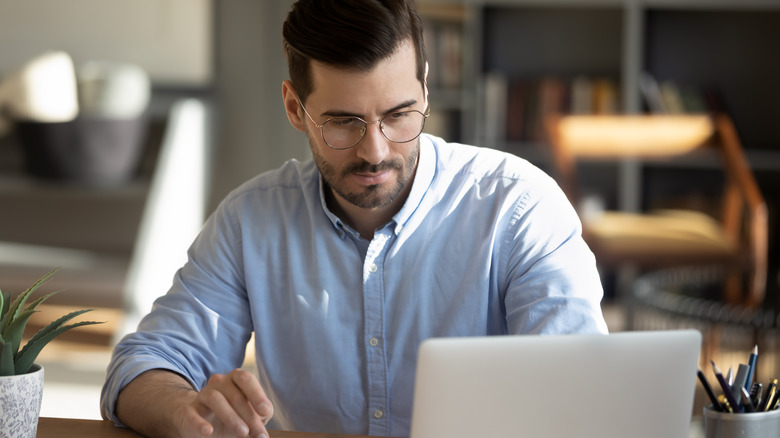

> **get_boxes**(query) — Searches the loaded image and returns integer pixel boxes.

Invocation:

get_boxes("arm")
[116,368,273,438]
[105,198,262,436]
[502,172,609,335]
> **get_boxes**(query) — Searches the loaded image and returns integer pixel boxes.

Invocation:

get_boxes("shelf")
[0,98,211,313]
[640,0,780,9]
[0,172,149,198]
[643,8,780,151]
[436,0,780,297]
[481,6,623,78]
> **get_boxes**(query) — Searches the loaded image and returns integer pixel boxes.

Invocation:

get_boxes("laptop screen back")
[409,330,701,438]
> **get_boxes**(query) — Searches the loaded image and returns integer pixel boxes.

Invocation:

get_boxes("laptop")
[409,330,701,438]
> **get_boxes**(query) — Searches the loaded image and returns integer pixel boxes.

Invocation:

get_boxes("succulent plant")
[0,267,104,376]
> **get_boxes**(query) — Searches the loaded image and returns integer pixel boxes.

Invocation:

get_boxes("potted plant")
[0,267,104,438]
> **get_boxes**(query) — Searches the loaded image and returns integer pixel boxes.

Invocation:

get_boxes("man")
[101,1,608,437]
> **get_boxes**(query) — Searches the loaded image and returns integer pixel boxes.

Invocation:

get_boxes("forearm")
[116,369,198,438]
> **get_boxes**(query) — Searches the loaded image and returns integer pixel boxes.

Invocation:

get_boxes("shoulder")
[219,159,319,209]
[423,134,557,194]
[422,134,578,233]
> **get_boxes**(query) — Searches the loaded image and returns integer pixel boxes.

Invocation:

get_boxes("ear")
[282,80,306,132]
[423,61,430,106]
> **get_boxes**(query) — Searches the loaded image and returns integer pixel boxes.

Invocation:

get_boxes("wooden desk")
[36,417,376,438]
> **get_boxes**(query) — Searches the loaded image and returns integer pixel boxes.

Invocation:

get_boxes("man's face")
[300,40,426,210]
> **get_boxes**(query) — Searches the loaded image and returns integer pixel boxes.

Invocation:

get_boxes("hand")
[174,368,274,438]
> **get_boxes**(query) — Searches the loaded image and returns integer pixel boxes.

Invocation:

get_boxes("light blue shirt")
[101,134,608,436]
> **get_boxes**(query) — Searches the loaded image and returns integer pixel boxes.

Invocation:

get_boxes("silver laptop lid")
[410,330,701,438]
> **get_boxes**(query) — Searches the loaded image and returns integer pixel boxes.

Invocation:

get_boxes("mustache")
[341,160,403,177]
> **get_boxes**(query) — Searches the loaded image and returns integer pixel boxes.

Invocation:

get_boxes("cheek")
[309,134,346,177]
[402,144,419,175]
[306,126,331,159]
[394,140,419,164]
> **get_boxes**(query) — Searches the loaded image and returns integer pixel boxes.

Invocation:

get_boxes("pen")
[718,394,734,413]
[745,345,758,391]
[698,369,724,412]
[759,379,777,411]
[766,379,780,411]
[741,387,756,413]
[771,394,780,411]
[750,382,763,410]
[712,360,741,414]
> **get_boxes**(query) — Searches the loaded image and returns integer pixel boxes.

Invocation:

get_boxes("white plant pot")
[0,363,44,438]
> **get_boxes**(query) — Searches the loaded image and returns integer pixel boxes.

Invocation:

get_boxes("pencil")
[698,369,724,412]
[745,345,758,391]
[712,360,741,413]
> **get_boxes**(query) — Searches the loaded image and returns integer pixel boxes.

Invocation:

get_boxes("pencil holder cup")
[703,405,780,438]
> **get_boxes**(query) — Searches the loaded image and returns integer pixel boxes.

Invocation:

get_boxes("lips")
[343,160,401,187]
[352,169,392,186]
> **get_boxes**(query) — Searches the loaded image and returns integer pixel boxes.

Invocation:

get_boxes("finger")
[222,384,269,437]
[228,369,273,438]
[176,403,217,437]
[199,386,252,437]
[230,369,274,421]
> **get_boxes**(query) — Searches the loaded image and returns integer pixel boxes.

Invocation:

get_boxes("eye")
[328,117,362,128]
[386,111,410,121]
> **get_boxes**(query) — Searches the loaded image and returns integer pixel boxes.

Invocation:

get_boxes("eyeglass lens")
[322,111,426,149]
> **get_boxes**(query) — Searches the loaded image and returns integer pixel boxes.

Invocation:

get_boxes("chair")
[545,113,768,309]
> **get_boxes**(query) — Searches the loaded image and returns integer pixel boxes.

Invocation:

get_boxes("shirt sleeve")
[501,170,609,335]
[100,200,254,426]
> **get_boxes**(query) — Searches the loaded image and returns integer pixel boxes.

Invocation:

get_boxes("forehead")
[306,40,422,110]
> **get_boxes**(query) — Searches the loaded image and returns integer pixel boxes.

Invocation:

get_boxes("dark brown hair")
[283,0,427,103]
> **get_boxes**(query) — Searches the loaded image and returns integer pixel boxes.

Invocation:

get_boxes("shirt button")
[373,409,384,419]
[369,264,378,273]
[369,337,379,347]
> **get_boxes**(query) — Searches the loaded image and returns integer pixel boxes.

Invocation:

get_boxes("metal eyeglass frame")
[297,98,430,150]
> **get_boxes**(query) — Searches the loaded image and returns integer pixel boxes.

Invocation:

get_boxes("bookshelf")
[418,0,780,300]
[418,3,477,143]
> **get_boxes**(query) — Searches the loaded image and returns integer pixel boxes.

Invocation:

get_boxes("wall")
[0,0,212,86]
[210,0,310,211]
[0,1,311,214]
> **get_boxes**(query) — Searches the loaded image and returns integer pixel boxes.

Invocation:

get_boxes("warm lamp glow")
[558,115,714,158]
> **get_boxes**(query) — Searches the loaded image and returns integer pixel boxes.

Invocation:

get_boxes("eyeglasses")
[298,99,429,150]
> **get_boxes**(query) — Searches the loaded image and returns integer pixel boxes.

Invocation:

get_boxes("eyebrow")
[321,99,419,118]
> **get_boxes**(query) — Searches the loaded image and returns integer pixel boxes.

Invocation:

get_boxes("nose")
[354,121,389,165]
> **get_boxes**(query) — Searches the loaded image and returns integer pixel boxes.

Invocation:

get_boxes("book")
[592,78,619,114]
[660,81,685,114]
[505,79,528,143]
[482,71,508,148]
[639,72,667,114]
[570,76,594,115]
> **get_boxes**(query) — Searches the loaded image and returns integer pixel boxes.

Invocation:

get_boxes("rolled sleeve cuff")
[100,356,198,427]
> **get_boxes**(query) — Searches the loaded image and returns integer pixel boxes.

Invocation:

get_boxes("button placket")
[363,231,391,436]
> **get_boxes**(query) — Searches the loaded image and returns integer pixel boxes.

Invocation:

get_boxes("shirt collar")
[318,178,355,239]
[390,134,435,234]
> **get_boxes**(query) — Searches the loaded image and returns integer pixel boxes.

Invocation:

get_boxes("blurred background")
[0,0,778,429]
